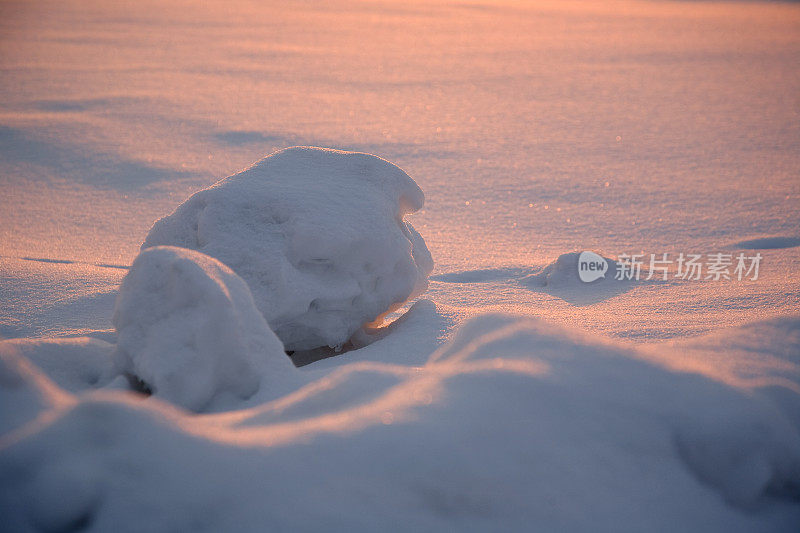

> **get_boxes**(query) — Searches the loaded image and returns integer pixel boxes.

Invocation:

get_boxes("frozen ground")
[1,0,799,531]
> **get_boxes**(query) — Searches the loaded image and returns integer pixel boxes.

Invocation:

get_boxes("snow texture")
[1,1,800,530]
[2,337,115,393]
[112,246,295,412]
[142,146,433,351]
[1,314,799,532]
[0,342,71,436]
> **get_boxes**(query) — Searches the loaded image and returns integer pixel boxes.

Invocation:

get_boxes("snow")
[2,336,114,393]
[112,246,295,412]
[519,250,618,287]
[0,342,72,436]
[2,0,798,341]
[1,0,800,530]
[142,146,433,351]
[2,314,799,531]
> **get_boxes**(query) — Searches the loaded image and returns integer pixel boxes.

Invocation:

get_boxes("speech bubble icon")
[577,251,608,282]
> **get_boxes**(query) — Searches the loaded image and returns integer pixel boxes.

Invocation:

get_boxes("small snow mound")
[520,251,617,288]
[143,146,433,351]
[112,246,294,412]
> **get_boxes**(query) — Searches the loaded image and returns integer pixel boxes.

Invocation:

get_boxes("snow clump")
[112,246,294,412]
[142,147,433,351]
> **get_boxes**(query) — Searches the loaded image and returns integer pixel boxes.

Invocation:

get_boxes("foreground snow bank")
[113,246,294,412]
[142,147,433,351]
[2,314,799,531]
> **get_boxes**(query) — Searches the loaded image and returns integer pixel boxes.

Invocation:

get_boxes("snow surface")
[2,314,800,531]
[1,0,798,341]
[2,336,114,394]
[142,147,433,351]
[1,0,800,530]
[113,246,295,412]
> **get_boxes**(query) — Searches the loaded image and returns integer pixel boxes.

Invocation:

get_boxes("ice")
[1,314,798,531]
[142,147,433,352]
[112,246,295,412]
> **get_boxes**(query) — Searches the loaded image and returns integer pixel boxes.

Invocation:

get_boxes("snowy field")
[1,0,799,531]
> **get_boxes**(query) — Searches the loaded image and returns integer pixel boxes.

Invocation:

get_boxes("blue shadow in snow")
[0,125,191,190]
[733,236,800,250]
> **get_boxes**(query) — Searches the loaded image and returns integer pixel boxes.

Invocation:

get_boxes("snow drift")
[519,251,619,288]
[142,147,433,351]
[2,314,799,531]
[112,246,295,412]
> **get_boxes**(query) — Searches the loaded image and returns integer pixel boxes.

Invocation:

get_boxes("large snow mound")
[142,146,433,351]
[112,246,295,412]
[2,314,799,531]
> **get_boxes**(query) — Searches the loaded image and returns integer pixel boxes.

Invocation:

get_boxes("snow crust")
[112,246,295,412]
[142,146,433,352]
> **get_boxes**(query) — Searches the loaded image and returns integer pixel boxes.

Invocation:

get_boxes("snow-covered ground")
[1,0,799,531]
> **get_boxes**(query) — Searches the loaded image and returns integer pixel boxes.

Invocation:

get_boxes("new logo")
[578,251,608,282]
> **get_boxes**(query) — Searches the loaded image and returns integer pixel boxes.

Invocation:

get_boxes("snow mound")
[142,146,433,351]
[112,246,295,412]
[520,251,618,287]
[429,315,800,510]
[3,314,799,531]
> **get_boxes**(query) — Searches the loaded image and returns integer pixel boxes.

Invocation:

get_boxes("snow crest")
[142,147,433,351]
[112,246,294,412]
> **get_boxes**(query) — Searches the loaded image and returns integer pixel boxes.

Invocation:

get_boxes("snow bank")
[645,316,800,435]
[2,314,799,531]
[112,246,295,412]
[142,146,433,351]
